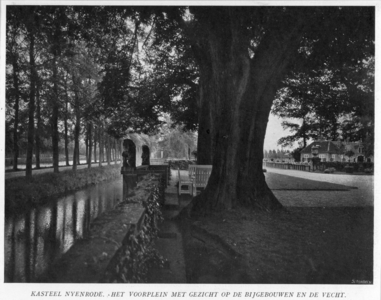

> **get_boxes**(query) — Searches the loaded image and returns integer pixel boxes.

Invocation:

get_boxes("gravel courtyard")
[191,168,374,283]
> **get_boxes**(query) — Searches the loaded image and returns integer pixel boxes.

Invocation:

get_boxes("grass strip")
[5,164,122,212]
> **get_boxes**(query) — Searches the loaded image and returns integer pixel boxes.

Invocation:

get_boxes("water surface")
[4,178,123,282]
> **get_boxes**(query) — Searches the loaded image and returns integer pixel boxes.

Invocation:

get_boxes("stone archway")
[122,139,136,170]
[142,145,150,166]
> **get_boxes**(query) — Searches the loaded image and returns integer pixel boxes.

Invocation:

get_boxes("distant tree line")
[263,149,291,160]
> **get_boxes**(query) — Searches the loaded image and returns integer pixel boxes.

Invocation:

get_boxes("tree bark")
[106,134,111,165]
[93,126,97,163]
[51,53,60,173]
[25,17,37,178]
[35,81,41,169]
[88,123,92,168]
[98,124,103,166]
[64,76,70,166]
[196,63,213,164]
[11,53,20,171]
[85,125,89,163]
[72,74,81,172]
[191,8,306,212]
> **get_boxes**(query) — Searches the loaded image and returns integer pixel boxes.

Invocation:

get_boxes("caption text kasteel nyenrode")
[30,291,346,298]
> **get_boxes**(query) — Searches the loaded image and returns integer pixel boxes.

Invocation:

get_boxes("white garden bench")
[192,165,212,192]
[178,168,193,196]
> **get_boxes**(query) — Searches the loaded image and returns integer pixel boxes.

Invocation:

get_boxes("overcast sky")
[264,114,291,151]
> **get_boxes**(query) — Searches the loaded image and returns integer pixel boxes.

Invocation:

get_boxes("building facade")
[300,139,373,163]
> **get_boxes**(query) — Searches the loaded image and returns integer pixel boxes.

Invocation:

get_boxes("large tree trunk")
[87,123,92,168]
[72,75,81,172]
[93,126,97,163]
[113,138,118,165]
[98,125,103,167]
[11,53,20,171]
[25,19,37,178]
[64,77,70,166]
[106,134,111,165]
[196,64,213,164]
[85,125,89,163]
[191,8,306,212]
[51,53,60,173]
[35,82,41,169]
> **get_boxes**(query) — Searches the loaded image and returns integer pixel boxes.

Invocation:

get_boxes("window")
[304,154,309,158]
[332,154,336,160]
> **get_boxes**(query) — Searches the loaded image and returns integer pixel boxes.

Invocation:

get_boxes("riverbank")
[5,164,122,213]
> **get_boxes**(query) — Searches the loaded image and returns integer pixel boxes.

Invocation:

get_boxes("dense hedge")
[5,164,122,212]
[318,162,374,172]
[168,160,196,170]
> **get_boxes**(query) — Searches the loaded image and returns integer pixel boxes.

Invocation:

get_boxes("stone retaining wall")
[37,177,163,283]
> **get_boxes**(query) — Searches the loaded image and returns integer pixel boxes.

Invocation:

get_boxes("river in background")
[4,177,123,282]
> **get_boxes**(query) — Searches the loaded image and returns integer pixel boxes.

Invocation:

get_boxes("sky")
[264,114,291,151]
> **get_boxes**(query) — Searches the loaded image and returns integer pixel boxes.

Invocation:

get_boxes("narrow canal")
[4,178,123,282]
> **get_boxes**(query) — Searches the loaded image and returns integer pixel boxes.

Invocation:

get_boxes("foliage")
[169,159,195,170]
[264,149,292,160]
[272,30,374,148]
[344,165,354,174]
[324,168,336,174]
[6,6,374,211]
[290,147,303,162]
[344,150,355,158]
[154,115,197,159]
[318,161,373,173]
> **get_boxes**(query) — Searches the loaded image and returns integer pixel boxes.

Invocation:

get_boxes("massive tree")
[5,6,373,208]
[179,7,374,212]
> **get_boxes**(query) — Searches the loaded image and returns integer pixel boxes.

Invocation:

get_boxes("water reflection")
[4,178,122,282]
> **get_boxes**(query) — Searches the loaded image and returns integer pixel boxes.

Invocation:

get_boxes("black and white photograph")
[0,1,379,299]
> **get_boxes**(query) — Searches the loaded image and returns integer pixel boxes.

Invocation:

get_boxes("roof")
[300,141,343,154]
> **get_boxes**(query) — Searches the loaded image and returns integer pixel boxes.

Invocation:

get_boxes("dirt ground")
[174,169,374,284]
[191,206,373,284]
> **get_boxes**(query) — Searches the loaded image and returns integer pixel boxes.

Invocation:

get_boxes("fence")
[263,161,311,172]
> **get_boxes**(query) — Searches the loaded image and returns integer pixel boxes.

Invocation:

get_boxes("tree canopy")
[5,5,374,212]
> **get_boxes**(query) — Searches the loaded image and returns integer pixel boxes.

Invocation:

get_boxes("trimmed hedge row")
[168,160,196,170]
[318,162,374,173]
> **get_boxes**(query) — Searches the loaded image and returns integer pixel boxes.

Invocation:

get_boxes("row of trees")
[6,6,374,213]
[6,7,198,177]
[264,149,291,160]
